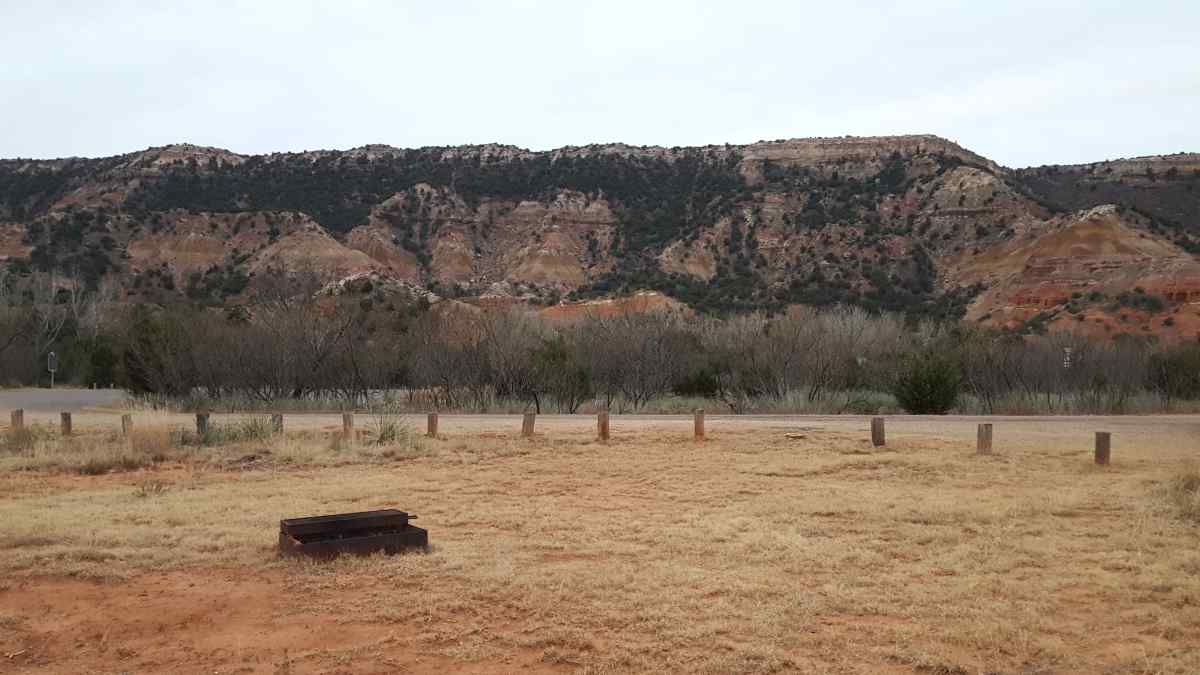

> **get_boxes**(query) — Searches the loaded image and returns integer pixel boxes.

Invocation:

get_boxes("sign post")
[47,351,58,389]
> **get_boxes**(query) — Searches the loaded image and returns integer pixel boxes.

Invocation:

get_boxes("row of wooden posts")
[420,410,701,441]
[869,417,1113,465]
[6,409,1114,465]
[9,410,136,438]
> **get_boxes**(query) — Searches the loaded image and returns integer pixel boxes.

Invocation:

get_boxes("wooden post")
[342,413,354,438]
[976,423,993,454]
[60,412,72,437]
[271,414,283,434]
[195,412,210,436]
[871,417,886,447]
[521,412,536,438]
[597,411,610,441]
[121,414,133,437]
[694,409,705,441]
[10,409,24,430]
[1094,432,1111,465]
[426,412,438,438]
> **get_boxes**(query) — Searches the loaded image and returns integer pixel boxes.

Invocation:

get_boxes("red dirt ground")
[1,569,567,674]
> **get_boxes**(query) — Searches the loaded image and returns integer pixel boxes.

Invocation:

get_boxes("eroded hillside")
[2,136,1198,337]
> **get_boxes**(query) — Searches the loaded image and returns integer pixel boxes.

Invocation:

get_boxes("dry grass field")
[1,409,1199,674]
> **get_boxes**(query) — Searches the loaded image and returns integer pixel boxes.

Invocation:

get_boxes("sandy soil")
[1,414,1198,673]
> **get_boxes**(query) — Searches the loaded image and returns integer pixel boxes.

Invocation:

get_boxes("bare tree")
[0,269,87,383]
[576,310,698,411]
[959,327,1024,413]
[700,314,776,412]
[479,309,547,411]
[533,330,592,412]
[407,306,490,409]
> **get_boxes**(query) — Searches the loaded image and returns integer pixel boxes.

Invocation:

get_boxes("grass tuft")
[133,480,171,498]
[368,414,411,446]
[182,417,276,446]
[130,428,178,462]
[77,451,154,476]
[1164,464,1200,523]
[2,425,42,455]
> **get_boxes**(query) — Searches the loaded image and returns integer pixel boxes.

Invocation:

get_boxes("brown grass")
[0,412,426,475]
[1,424,39,454]
[1165,464,1200,523]
[0,417,1198,673]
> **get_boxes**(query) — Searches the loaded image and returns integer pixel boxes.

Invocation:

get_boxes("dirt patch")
[0,221,31,260]
[0,569,566,674]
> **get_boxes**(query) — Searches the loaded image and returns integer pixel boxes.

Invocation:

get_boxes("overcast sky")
[1,1,1197,167]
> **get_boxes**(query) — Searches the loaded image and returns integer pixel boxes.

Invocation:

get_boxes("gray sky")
[2,0,1197,167]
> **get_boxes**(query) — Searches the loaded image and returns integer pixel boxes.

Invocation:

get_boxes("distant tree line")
[3,269,1199,414]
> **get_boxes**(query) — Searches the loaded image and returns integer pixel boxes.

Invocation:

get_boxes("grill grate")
[279,509,428,558]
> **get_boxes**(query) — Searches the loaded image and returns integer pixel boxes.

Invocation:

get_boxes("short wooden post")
[1094,432,1111,465]
[426,412,438,438]
[597,411,610,441]
[60,412,73,437]
[10,409,24,430]
[195,412,210,436]
[342,413,354,438]
[871,417,886,447]
[271,414,283,434]
[694,409,705,441]
[521,412,536,438]
[976,423,993,454]
[121,414,133,437]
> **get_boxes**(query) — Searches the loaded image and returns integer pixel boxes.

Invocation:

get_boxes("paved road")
[0,388,127,412]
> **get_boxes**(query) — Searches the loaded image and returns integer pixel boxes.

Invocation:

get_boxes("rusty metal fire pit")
[278,509,428,558]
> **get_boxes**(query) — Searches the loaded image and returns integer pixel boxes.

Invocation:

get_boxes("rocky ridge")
[2,135,1198,338]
